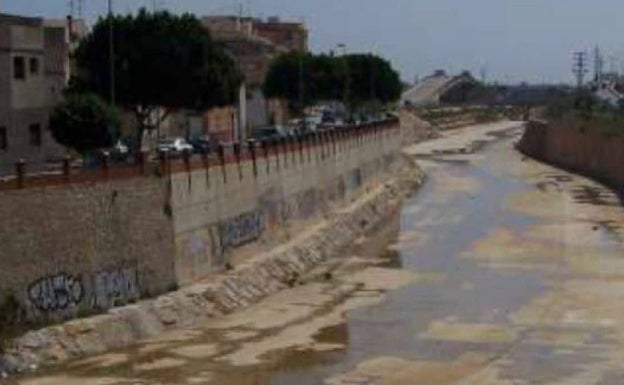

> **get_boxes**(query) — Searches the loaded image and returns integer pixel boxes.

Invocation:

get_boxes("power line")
[68,0,83,19]
[151,0,165,12]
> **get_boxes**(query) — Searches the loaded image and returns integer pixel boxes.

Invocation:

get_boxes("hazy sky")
[3,0,624,84]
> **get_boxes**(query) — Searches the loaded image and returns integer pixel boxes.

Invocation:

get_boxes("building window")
[29,57,39,75]
[29,124,41,147]
[13,56,25,80]
[0,127,7,151]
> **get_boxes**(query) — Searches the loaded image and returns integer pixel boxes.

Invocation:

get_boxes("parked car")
[157,137,193,156]
[303,115,322,131]
[97,139,130,163]
[111,140,130,160]
[190,135,218,154]
[251,126,287,141]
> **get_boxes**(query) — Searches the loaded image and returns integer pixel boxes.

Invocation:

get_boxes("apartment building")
[254,16,308,53]
[195,16,308,140]
[0,14,75,174]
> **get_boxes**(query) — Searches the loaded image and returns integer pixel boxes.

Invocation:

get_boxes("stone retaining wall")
[518,120,624,195]
[0,121,401,326]
[0,155,424,375]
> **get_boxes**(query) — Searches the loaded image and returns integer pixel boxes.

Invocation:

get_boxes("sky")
[3,0,624,84]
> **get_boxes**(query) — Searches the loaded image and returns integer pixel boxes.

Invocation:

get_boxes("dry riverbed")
[12,260,425,385]
[9,120,624,385]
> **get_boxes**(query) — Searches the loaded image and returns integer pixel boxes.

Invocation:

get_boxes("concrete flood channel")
[11,122,624,385]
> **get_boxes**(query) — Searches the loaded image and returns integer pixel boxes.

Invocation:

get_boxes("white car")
[157,138,194,156]
[113,140,129,156]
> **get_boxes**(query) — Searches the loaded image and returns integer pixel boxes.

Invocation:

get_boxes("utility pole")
[594,46,603,82]
[152,0,163,12]
[67,0,74,42]
[67,0,84,39]
[480,65,488,84]
[369,61,376,102]
[108,0,116,106]
[68,0,74,18]
[235,0,243,31]
[572,51,588,89]
[298,54,305,124]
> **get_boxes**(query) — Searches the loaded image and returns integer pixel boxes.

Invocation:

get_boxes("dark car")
[251,126,287,141]
[190,136,218,154]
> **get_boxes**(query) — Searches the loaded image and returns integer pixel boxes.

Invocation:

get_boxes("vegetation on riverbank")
[409,105,522,131]
[546,90,624,136]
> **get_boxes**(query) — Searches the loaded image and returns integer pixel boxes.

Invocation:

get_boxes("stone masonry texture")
[0,121,411,375]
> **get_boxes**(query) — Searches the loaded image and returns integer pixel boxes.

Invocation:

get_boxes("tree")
[308,54,350,104]
[49,93,121,155]
[263,52,307,111]
[343,54,402,108]
[263,52,401,115]
[75,9,242,145]
[263,52,349,113]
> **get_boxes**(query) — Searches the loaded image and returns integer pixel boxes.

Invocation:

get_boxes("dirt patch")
[326,353,495,385]
[420,321,517,344]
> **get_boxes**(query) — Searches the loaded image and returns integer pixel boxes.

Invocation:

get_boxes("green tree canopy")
[263,52,349,112]
[49,93,121,155]
[263,52,401,113]
[75,9,242,142]
[343,54,402,107]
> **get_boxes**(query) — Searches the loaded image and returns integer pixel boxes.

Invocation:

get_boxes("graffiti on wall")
[281,189,317,221]
[219,209,265,249]
[184,226,223,271]
[259,188,281,229]
[296,189,317,220]
[27,267,140,314]
[329,178,346,202]
[260,188,319,227]
[90,267,139,309]
[28,273,84,312]
[345,169,363,192]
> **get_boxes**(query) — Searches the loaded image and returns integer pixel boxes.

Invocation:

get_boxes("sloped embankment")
[0,156,425,377]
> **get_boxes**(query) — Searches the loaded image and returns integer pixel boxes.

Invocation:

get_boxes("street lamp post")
[334,44,349,120]
[108,0,116,106]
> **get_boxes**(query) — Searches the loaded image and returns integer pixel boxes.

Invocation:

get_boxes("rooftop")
[402,71,477,106]
[0,13,42,27]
